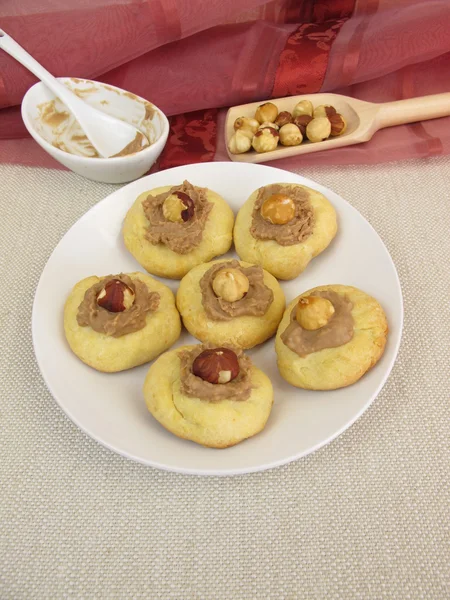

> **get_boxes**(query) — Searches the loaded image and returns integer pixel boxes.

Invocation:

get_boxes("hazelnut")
[192,348,240,384]
[97,279,135,313]
[306,117,331,142]
[295,296,335,330]
[258,121,279,131]
[255,102,278,124]
[329,113,347,136]
[292,100,313,118]
[234,116,259,134]
[162,191,195,222]
[261,193,295,224]
[293,114,313,137]
[313,104,337,119]
[252,127,279,153]
[274,111,293,127]
[279,123,303,146]
[228,130,252,154]
[237,128,254,141]
[212,268,249,302]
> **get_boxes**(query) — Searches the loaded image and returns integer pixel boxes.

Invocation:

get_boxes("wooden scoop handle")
[377,93,450,129]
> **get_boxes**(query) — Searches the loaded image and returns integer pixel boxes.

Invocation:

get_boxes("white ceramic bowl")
[21,77,169,183]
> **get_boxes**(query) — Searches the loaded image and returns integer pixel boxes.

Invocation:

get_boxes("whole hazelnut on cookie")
[306,117,331,142]
[252,127,279,153]
[255,102,278,124]
[97,279,135,313]
[279,123,303,146]
[329,113,347,136]
[163,192,195,222]
[296,296,335,330]
[261,193,296,225]
[274,111,293,128]
[228,131,252,154]
[313,105,337,119]
[192,348,240,384]
[234,116,259,135]
[292,100,313,118]
[212,268,250,303]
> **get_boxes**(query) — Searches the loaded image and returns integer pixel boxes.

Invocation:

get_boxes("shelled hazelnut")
[237,128,254,141]
[212,268,249,303]
[258,121,279,131]
[296,296,335,330]
[279,123,303,146]
[228,130,253,154]
[313,104,337,119]
[306,117,331,142]
[292,100,313,118]
[261,193,295,224]
[234,116,259,134]
[274,111,293,127]
[163,192,195,222]
[252,127,279,153]
[329,113,347,136]
[97,279,135,313]
[293,115,313,137]
[192,348,240,384]
[255,102,278,124]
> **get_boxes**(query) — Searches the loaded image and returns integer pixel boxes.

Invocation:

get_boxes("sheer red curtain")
[1,0,449,169]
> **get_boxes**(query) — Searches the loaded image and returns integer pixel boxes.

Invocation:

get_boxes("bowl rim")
[21,77,170,163]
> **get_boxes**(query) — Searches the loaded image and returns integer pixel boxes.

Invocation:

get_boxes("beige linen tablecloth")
[1,157,449,599]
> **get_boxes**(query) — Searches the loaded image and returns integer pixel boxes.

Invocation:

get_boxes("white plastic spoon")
[0,29,149,158]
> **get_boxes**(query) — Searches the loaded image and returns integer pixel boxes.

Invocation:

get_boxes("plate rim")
[32,161,403,476]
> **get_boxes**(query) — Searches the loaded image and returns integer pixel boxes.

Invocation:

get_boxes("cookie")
[64,272,181,372]
[275,284,388,390]
[176,259,285,349]
[143,344,274,448]
[234,182,337,280]
[123,180,234,279]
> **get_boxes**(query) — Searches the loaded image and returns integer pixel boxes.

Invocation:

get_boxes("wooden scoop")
[225,92,450,163]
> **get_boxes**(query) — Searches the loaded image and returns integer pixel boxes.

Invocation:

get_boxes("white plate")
[32,162,403,476]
